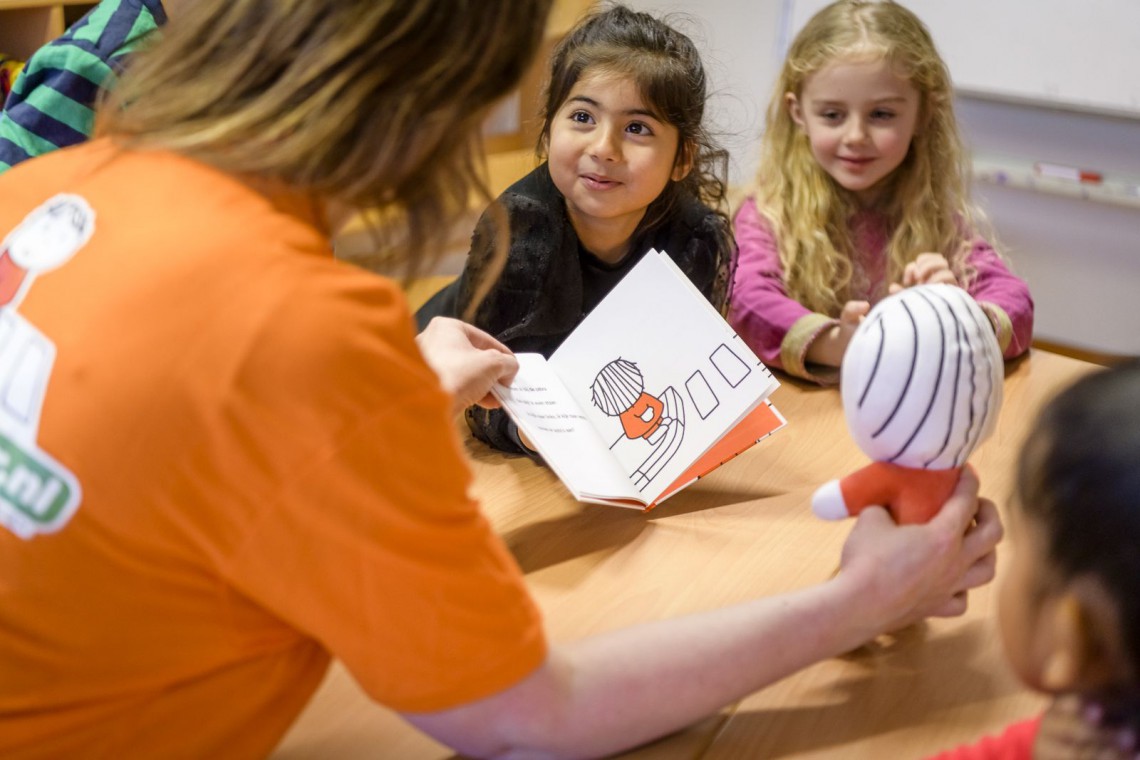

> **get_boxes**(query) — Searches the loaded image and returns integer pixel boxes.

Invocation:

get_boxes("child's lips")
[580,173,620,190]
[840,156,875,168]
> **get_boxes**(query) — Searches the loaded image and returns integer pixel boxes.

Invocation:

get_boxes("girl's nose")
[843,117,868,145]
[589,125,621,161]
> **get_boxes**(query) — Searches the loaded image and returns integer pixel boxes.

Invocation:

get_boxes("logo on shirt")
[0,194,93,539]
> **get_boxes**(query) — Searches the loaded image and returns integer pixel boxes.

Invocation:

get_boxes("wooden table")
[272,349,1095,759]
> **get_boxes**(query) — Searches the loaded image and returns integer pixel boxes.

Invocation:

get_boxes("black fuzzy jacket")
[416,163,734,454]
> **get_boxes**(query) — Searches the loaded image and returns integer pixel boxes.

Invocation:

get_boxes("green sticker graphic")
[0,193,94,539]
[0,431,80,538]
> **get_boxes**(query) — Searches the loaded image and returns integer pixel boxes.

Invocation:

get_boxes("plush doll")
[812,283,1004,525]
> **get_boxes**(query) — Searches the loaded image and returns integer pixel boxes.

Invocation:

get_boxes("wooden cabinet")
[0,1,95,60]
[481,0,594,156]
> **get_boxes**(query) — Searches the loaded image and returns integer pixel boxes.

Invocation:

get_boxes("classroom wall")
[619,0,784,188]
[624,0,1140,357]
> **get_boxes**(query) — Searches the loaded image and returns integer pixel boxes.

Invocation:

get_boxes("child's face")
[787,57,920,206]
[547,70,685,256]
[997,506,1055,691]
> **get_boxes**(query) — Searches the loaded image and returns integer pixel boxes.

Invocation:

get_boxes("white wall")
[621,0,785,187]
[789,0,1140,120]
[624,0,1140,356]
[959,98,1140,356]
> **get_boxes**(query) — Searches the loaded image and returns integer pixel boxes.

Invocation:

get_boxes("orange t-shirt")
[0,141,546,757]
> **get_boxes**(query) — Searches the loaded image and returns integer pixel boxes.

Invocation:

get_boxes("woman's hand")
[836,466,1003,632]
[416,317,518,415]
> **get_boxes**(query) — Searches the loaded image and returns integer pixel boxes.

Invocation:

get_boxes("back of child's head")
[757,0,979,315]
[97,0,552,277]
[538,3,728,229]
[1017,360,1140,689]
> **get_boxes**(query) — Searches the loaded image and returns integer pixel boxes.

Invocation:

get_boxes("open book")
[491,249,785,510]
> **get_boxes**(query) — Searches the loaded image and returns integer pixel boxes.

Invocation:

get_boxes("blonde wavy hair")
[753,0,984,315]
[95,0,552,279]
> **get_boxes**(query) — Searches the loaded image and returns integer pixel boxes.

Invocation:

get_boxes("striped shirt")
[0,0,166,173]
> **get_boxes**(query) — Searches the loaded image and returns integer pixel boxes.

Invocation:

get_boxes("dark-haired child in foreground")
[929,360,1140,759]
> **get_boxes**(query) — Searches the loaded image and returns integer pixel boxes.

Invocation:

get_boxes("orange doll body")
[813,461,962,525]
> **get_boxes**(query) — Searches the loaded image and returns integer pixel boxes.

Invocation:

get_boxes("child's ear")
[1040,576,1132,693]
[786,92,807,131]
[671,141,694,183]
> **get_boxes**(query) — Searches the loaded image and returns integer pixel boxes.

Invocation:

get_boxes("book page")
[491,353,642,503]
[549,250,779,504]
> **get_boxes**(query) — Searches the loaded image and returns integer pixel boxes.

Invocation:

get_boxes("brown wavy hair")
[752,0,988,315]
[96,0,552,277]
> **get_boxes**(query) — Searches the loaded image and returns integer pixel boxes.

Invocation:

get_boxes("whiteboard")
[785,1,1140,119]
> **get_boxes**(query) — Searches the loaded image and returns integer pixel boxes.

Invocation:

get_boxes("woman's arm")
[404,468,1002,760]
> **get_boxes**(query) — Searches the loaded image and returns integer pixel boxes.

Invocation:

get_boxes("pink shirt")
[728,198,1034,383]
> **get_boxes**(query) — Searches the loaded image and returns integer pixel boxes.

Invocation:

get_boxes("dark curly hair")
[536,2,730,237]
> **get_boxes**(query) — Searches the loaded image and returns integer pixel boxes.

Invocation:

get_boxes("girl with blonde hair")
[730,0,1033,383]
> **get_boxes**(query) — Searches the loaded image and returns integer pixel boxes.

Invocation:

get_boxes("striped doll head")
[841,284,1003,470]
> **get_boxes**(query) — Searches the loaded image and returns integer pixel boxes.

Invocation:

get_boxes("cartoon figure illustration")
[812,283,1003,525]
[0,194,93,308]
[0,194,93,539]
[591,358,685,490]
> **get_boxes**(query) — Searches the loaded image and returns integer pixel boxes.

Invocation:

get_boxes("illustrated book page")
[492,249,784,509]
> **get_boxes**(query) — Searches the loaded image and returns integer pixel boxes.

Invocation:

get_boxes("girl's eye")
[820,110,843,122]
[871,109,895,121]
[626,122,655,137]
[569,110,594,124]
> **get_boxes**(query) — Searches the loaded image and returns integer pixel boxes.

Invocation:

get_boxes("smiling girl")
[417,3,734,456]
[729,0,1033,383]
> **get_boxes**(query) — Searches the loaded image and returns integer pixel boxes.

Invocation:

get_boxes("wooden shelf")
[481,0,594,154]
[340,0,593,269]
[0,2,94,60]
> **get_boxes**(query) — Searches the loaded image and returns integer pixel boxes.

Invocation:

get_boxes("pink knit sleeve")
[728,199,837,382]
[965,238,1034,359]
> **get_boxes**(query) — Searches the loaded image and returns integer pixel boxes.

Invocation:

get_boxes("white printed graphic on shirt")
[0,194,94,539]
